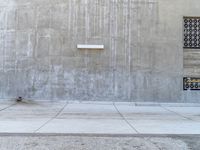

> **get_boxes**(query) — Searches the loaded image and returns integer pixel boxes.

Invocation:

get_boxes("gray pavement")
[0,100,200,135]
[0,134,200,150]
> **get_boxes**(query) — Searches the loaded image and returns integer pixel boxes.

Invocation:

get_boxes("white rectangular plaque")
[77,44,104,49]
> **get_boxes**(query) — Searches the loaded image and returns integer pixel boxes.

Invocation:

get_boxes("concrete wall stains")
[0,0,200,102]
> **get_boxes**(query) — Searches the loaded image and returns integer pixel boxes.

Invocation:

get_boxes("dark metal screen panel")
[184,17,200,49]
[183,77,200,90]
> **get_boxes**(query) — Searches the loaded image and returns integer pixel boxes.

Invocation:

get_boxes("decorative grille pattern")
[183,77,200,90]
[184,17,200,49]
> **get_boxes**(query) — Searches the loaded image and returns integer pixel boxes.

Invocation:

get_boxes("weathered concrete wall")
[0,0,200,102]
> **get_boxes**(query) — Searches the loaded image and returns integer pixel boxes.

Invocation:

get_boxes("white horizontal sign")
[77,44,104,49]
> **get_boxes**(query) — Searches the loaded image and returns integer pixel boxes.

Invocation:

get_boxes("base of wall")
[1,98,200,107]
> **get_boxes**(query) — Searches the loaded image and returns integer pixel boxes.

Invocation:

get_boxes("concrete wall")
[0,0,200,102]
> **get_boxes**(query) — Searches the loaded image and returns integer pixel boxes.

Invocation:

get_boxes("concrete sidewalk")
[0,101,200,135]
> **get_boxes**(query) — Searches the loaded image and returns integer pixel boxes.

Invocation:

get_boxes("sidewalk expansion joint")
[0,103,17,112]
[161,106,195,122]
[34,101,69,133]
[113,102,139,134]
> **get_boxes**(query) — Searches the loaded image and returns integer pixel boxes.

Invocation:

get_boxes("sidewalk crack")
[34,101,68,133]
[161,106,195,122]
[113,102,139,134]
[0,103,17,112]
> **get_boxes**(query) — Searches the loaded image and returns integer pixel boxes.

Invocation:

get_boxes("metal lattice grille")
[184,17,200,49]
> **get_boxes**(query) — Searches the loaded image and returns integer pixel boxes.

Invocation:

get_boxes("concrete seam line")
[0,133,199,137]
[34,101,69,133]
[0,103,17,112]
[160,106,196,122]
[113,102,140,134]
